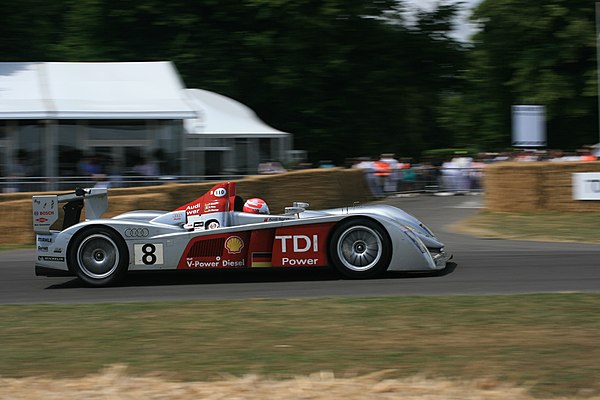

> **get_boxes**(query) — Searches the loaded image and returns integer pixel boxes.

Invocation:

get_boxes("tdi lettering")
[275,235,319,253]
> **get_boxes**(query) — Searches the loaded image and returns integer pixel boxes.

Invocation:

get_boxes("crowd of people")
[3,146,599,194]
[351,147,599,198]
[1,151,164,192]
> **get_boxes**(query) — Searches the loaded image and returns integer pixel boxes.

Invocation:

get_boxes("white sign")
[512,105,546,147]
[572,173,600,200]
[32,195,59,234]
[134,243,164,265]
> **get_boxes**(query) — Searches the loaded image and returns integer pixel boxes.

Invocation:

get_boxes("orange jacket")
[373,161,391,177]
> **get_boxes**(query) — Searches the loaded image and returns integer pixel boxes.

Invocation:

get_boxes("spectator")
[373,157,391,195]
[78,155,102,176]
[318,160,335,168]
[133,156,159,178]
[5,150,31,192]
[258,160,287,174]
[353,156,383,198]
[380,153,400,193]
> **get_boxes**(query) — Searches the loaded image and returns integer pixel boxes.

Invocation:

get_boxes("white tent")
[0,61,196,119]
[0,63,48,119]
[185,88,288,137]
[0,61,292,186]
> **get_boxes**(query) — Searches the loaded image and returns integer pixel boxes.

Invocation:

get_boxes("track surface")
[1,195,599,304]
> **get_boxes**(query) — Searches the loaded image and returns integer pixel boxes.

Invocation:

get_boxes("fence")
[0,174,245,193]
[362,166,484,197]
[1,167,485,195]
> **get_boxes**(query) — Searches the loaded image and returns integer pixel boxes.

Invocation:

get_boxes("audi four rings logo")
[125,228,150,237]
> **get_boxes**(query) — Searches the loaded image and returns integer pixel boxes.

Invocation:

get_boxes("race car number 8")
[134,243,164,266]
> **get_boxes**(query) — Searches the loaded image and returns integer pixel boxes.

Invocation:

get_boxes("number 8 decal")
[134,243,164,266]
[142,244,157,265]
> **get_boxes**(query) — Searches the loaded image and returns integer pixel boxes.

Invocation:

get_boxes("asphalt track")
[1,195,599,304]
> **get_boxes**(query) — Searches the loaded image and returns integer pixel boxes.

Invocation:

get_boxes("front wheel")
[68,227,129,287]
[329,218,391,279]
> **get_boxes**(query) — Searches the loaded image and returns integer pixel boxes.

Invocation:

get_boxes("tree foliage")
[441,0,597,150]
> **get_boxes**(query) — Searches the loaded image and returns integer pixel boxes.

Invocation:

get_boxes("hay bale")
[1,199,36,245]
[485,161,600,213]
[0,169,371,246]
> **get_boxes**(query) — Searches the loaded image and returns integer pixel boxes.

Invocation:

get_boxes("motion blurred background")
[0,0,597,190]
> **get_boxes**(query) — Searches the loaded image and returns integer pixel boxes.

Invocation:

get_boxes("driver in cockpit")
[242,198,270,214]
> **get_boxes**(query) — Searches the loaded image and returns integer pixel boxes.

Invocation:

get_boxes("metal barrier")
[0,174,246,193]
[1,167,485,195]
[362,167,484,197]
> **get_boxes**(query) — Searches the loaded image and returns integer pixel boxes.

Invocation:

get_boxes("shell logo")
[224,236,244,254]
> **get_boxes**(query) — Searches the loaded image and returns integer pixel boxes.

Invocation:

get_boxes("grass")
[1,294,600,397]
[3,211,599,397]
[452,211,600,244]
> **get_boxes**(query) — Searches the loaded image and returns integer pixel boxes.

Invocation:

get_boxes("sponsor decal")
[275,235,319,253]
[53,248,63,254]
[186,257,221,268]
[222,259,245,267]
[35,218,48,223]
[263,217,288,222]
[251,252,272,268]
[185,203,203,215]
[271,223,334,268]
[185,257,246,268]
[38,236,53,243]
[38,256,65,262]
[172,213,184,221]
[124,228,150,238]
[282,257,319,266]
[213,188,227,197]
[134,243,164,265]
[37,246,49,252]
[204,201,220,213]
[33,199,55,209]
[34,210,55,216]
[224,236,244,254]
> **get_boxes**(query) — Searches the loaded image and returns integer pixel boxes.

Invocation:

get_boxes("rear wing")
[33,188,108,234]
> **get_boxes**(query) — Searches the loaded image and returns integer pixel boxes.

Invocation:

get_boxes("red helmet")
[243,198,270,214]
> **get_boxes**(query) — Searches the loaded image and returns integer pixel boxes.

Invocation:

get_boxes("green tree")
[442,0,597,150]
[0,1,67,60]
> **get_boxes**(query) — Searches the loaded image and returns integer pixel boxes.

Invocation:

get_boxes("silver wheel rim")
[337,225,382,272]
[77,234,120,279]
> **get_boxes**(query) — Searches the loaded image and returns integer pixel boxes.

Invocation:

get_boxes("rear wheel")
[68,227,129,287]
[329,218,391,279]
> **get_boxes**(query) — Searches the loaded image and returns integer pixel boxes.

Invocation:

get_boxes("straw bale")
[0,365,564,400]
[0,169,371,246]
[0,198,36,245]
[484,162,600,213]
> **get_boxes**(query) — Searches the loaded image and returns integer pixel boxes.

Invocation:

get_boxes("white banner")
[512,105,546,147]
[572,172,600,200]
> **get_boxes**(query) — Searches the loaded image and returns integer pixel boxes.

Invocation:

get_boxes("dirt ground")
[2,365,597,400]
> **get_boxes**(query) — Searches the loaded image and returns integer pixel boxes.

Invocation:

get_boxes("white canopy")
[0,63,47,119]
[184,88,289,137]
[0,62,196,119]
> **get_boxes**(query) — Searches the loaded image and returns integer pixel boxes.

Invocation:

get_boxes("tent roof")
[184,89,289,137]
[0,62,196,119]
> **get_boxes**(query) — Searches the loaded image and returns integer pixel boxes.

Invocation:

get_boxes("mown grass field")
[1,294,599,398]
[2,209,599,397]
[452,211,600,244]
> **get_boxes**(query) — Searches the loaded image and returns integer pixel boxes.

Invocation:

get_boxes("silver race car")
[33,182,452,287]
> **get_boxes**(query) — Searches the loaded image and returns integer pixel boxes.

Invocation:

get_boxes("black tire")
[68,226,129,287]
[329,218,392,279]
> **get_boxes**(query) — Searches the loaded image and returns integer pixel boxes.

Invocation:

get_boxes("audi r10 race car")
[33,182,452,287]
